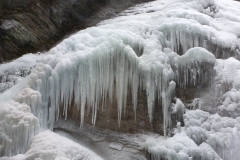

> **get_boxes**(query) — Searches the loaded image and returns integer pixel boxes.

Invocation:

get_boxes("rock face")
[0,0,38,9]
[0,0,152,62]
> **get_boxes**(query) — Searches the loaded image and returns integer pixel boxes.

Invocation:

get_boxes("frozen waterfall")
[0,0,240,159]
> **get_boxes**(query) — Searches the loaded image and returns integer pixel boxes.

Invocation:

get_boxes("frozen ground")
[0,0,240,159]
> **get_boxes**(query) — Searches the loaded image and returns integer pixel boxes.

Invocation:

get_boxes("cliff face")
[0,0,151,62]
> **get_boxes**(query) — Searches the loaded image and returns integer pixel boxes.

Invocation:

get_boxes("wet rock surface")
[63,89,162,134]
[0,0,152,62]
[54,121,157,160]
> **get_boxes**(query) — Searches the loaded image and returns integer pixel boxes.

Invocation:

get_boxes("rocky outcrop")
[0,0,152,62]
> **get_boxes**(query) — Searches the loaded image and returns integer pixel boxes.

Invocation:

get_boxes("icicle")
[161,80,176,137]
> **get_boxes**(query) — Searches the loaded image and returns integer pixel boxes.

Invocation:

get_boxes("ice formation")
[145,132,222,160]
[0,101,39,157]
[171,98,185,126]
[206,57,240,118]
[0,53,42,94]
[0,0,240,159]
[145,110,240,160]
[145,56,240,160]
[4,130,103,160]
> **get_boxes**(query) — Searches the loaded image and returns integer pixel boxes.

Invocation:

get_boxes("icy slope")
[3,130,103,160]
[0,0,240,159]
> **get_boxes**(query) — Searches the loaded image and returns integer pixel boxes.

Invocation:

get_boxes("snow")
[9,14,215,137]
[0,0,240,159]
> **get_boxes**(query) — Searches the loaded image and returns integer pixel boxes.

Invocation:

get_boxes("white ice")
[0,101,39,157]
[1,130,103,160]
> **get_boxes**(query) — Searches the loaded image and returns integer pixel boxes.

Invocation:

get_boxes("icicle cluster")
[17,42,214,138]
[0,33,215,150]
[25,38,175,131]
[160,20,239,59]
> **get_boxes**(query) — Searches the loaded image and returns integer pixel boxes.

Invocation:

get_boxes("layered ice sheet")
[0,0,240,158]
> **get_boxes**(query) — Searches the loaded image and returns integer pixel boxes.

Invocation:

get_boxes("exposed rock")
[53,123,150,160]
